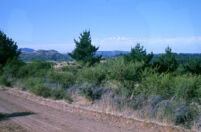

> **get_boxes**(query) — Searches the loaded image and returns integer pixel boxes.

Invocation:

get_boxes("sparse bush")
[79,86,94,100]
[51,88,65,99]
[23,77,73,102]
[79,83,102,101]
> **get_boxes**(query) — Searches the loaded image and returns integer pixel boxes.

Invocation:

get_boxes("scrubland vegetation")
[0,30,201,130]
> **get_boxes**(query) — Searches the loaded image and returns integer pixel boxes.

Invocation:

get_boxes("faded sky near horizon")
[0,0,201,53]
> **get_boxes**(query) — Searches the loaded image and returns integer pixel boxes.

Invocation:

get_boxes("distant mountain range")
[19,48,130,61]
[19,48,201,63]
[95,51,129,57]
[19,48,72,62]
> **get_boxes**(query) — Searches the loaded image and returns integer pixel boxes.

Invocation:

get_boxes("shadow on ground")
[0,112,35,121]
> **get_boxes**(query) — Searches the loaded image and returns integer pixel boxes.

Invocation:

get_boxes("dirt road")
[0,90,189,132]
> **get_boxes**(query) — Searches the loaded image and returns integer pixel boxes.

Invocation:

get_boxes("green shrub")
[0,58,24,86]
[106,57,144,82]
[153,47,178,72]
[79,87,94,100]
[0,75,11,86]
[184,59,201,74]
[124,43,153,65]
[139,73,175,98]
[174,74,201,104]
[77,63,107,85]
[32,83,51,98]
[17,60,52,78]
[2,58,24,78]
[64,95,73,104]
[22,77,50,97]
[51,88,65,99]
[62,65,80,74]
[139,72,201,104]
[47,70,75,88]
[79,84,102,101]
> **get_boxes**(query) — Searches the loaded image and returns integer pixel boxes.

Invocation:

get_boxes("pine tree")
[0,30,20,68]
[69,30,101,66]
[154,46,178,72]
[124,43,153,65]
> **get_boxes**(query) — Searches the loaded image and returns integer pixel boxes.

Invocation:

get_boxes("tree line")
[0,30,201,74]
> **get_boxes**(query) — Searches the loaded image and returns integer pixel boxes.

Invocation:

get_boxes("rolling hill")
[20,49,72,62]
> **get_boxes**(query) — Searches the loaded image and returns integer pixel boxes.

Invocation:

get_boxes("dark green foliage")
[174,106,197,126]
[106,57,144,82]
[153,47,178,72]
[174,75,201,103]
[124,43,153,65]
[69,30,101,66]
[79,87,94,100]
[62,64,80,74]
[1,30,200,129]
[17,60,52,78]
[139,72,175,98]
[0,31,23,86]
[139,72,201,104]
[23,77,72,101]
[79,84,102,101]
[23,78,51,97]
[184,59,201,74]
[0,58,24,86]
[0,75,11,86]
[47,70,75,88]
[77,63,107,85]
[3,58,24,78]
[175,53,201,64]
[51,88,65,99]
[0,30,20,67]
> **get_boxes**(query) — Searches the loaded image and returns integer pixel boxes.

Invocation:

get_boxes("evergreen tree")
[153,46,178,72]
[0,30,20,69]
[69,30,101,66]
[124,43,153,65]
[184,59,201,74]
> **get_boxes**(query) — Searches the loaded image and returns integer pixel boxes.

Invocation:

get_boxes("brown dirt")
[0,89,192,132]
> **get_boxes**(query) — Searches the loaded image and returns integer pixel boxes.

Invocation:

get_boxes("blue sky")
[0,0,201,53]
